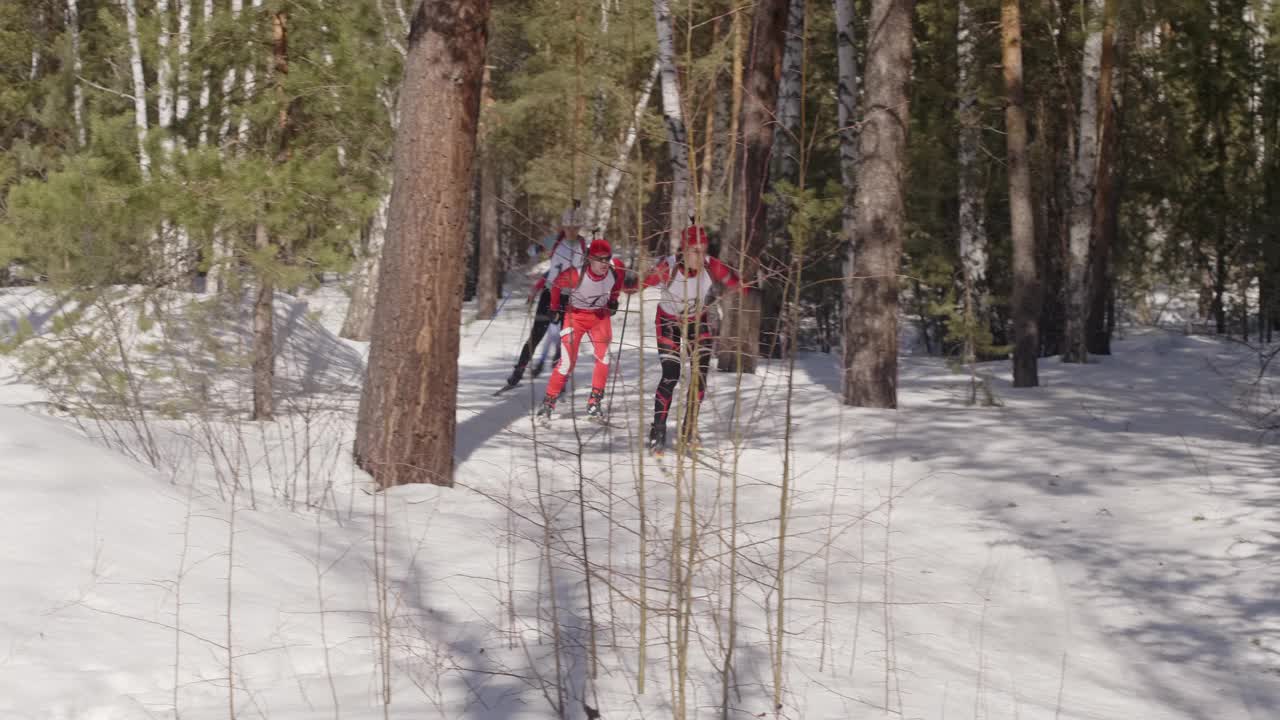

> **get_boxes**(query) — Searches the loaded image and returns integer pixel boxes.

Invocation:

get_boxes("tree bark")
[957,0,988,363]
[252,222,275,420]
[475,157,500,320]
[1004,0,1039,387]
[1087,27,1122,355]
[841,0,913,407]
[722,1,746,209]
[252,8,290,421]
[218,0,245,145]
[176,0,192,126]
[835,0,861,346]
[654,0,692,246]
[157,0,175,156]
[773,0,805,184]
[1062,0,1109,363]
[354,0,492,488]
[717,0,790,375]
[198,0,214,145]
[124,0,151,180]
[63,0,86,148]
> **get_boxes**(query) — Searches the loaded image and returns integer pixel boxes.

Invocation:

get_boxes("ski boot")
[646,423,667,456]
[586,389,607,424]
[497,365,524,394]
[535,397,555,426]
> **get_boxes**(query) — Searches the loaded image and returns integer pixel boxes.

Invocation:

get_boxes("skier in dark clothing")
[638,225,745,454]
[502,206,585,391]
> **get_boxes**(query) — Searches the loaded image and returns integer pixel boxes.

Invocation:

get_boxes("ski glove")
[607,299,619,316]
[550,309,565,326]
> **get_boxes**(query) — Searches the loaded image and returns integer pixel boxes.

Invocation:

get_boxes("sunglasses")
[588,254,611,262]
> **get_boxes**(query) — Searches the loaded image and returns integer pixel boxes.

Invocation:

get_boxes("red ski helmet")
[681,225,709,250]
[587,238,612,259]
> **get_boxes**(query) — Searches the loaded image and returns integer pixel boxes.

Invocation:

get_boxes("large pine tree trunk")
[1062,0,1108,363]
[1087,22,1121,355]
[957,0,988,362]
[354,0,492,489]
[124,0,152,180]
[721,4,746,209]
[762,0,805,357]
[1004,0,1039,387]
[66,0,86,148]
[773,0,805,184]
[835,0,861,337]
[654,0,692,245]
[717,0,790,375]
[841,0,913,407]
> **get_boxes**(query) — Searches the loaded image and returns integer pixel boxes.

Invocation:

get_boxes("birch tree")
[198,0,214,145]
[654,0,692,245]
[66,0,86,148]
[957,0,988,362]
[1062,0,1108,363]
[584,59,659,231]
[124,0,151,180]
[340,2,406,340]
[156,0,175,156]
[175,0,192,127]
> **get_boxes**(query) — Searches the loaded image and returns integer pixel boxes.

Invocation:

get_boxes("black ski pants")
[653,308,713,433]
[513,289,560,378]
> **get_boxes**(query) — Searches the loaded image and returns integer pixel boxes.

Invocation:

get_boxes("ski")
[493,382,521,397]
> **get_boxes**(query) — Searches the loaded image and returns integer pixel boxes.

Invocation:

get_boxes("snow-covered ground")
[1,282,1278,719]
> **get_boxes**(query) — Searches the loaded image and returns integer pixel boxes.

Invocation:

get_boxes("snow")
[1,281,1278,719]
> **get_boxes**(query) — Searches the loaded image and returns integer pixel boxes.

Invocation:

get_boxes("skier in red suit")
[536,238,634,422]
[638,225,745,453]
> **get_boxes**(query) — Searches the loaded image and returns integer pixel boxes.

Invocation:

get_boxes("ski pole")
[472,288,513,348]
[605,289,632,420]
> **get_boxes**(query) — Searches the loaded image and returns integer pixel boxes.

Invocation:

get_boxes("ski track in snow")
[1,283,1278,719]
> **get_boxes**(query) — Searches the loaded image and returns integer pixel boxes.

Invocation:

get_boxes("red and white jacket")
[530,234,587,297]
[641,256,742,317]
[551,258,631,317]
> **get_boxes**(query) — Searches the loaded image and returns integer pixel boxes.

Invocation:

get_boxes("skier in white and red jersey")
[535,238,635,422]
[639,225,745,454]
[502,205,586,390]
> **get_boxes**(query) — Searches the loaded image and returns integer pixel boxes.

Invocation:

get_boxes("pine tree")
[842,0,914,407]
[354,0,493,488]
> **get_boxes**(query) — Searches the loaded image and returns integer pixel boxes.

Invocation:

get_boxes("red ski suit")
[542,258,633,404]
